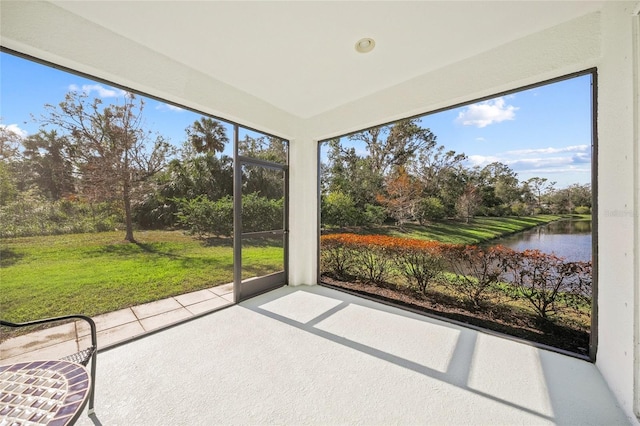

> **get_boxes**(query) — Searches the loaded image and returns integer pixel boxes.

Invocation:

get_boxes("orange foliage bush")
[320,234,448,290]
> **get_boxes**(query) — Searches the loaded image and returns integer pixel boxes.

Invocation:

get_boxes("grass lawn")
[0,230,283,324]
[337,215,564,244]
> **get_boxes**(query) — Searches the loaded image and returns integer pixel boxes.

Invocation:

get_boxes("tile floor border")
[0,283,235,363]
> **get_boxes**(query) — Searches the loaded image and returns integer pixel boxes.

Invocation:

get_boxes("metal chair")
[1,315,97,415]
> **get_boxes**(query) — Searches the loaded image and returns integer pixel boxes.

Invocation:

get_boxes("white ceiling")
[47,1,604,119]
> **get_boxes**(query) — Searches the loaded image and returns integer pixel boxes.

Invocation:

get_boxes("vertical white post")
[287,131,319,286]
[633,6,640,421]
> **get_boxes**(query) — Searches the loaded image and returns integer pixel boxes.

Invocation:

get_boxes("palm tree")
[186,117,229,154]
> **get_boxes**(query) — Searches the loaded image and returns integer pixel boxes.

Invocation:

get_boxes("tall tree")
[0,124,23,205]
[456,182,481,223]
[42,91,173,242]
[239,134,287,163]
[435,165,469,217]
[547,184,591,214]
[239,135,287,200]
[0,162,17,206]
[21,130,75,200]
[412,145,467,199]
[323,139,382,209]
[167,154,234,201]
[376,165,421,227]
[0,124,23,163]
[566,183,592,209]
[186,117,229,154]
[525,177,556,212]
[349,118,437,176]
[476,162,521,215]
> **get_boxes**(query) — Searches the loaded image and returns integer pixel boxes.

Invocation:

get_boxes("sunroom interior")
[1,1,639,424]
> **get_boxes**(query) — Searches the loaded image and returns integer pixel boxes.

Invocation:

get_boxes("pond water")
[487,219,592,262]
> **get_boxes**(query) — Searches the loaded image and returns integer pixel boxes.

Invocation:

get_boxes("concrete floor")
[65,285,629,426]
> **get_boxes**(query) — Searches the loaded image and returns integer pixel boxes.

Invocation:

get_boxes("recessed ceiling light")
[355,38,375,53]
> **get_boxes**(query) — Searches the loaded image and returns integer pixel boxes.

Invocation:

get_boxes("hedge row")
[320,233,592,321]
[0,192,122,238]
[174,193,283,237]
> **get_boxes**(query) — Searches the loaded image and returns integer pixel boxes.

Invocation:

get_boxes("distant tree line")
[0,91,590,239]
[321,118,591,227]
[0,91,286,240]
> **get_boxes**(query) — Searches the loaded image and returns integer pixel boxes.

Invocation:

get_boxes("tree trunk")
[123,178,135,243]
[122,147,135,242]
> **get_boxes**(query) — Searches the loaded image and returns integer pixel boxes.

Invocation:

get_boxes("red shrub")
[442,244,511,307]
[501,249,591,321]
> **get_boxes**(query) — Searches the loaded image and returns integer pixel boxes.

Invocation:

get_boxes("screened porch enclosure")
[1,1,639,423]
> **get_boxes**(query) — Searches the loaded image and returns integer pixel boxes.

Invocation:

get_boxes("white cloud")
[68,83,127,98]
[475,137,486,142]
[483,153,591,175]
[455,97,518,128]
[464,144,592,187]
[505,145,589,156]
[467,154,500,167]
[572,152,591,163]
[509,157,574,169]
[515,165,591,180]
[0,123,28,139]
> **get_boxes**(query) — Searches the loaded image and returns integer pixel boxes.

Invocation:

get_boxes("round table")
[0,359,91,426]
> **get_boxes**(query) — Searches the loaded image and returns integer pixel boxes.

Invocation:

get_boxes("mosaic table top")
[0,360,90,426]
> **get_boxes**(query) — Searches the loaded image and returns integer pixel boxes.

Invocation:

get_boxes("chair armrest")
[1,314,97,355]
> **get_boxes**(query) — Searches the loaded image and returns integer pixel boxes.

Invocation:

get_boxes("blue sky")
[417,76,593,188]
[0,52,230,152]
[1,51,592,188]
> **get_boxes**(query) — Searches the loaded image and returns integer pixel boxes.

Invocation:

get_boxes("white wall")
[2,0,639,421]
[635,6,640,420]
[592,2,638,422]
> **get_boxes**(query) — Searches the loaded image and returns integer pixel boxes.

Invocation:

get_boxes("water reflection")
[488,219,592,262]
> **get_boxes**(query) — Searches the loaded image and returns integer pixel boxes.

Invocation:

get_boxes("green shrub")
[0,192,122,238]
[319,233,592,322]
[501,249,592,321]
[415,197,446,224]
[352,244,391,284]
[174,195,233,237]
[394,240,445,293]
[241,193,283,232]
[363,203,387,225]
[174,193,283,237]
[320,235,355,279]
[574,205,591,215]
[510,202,529,216]
[322,191,361,227]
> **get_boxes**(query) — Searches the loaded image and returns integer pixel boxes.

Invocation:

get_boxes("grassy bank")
[335,215,564,244]
[1,230,283,324]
